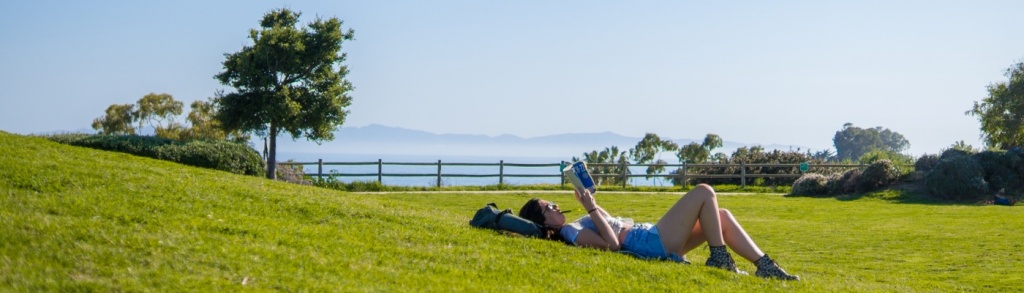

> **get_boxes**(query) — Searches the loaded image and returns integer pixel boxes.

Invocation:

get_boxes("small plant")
[752,177,766,187]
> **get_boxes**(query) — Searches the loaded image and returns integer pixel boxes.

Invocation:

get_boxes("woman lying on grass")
[518,184,799,280]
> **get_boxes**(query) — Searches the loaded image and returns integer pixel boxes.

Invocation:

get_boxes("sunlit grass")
[1,131,1021,291]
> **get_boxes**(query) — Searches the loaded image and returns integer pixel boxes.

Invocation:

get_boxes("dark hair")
[519,198,566,242]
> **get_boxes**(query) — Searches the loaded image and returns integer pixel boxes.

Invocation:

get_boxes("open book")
[562,161,596,194]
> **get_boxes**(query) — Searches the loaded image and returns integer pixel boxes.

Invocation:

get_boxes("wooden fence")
[279,160,868,188]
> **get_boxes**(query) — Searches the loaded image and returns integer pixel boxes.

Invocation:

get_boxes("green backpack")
[469,203,543,238]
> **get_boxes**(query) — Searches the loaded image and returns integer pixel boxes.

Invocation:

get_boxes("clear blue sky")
[2,1,1022,156]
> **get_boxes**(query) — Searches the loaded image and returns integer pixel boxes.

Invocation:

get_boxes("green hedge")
[44,133,265,176]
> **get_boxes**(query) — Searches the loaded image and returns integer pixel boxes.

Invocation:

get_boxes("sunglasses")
[543,202,559,213]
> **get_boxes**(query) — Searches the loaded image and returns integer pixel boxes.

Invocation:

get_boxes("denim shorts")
[621,223,688,263]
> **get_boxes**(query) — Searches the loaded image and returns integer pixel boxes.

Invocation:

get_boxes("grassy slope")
[2,131,1022,292]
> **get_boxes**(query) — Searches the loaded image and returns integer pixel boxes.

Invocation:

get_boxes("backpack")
[469,203,543,238]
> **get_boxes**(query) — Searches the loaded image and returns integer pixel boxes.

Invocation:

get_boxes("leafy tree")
[675,133,724,164]
[577,146,631,186]
[214,8,355,179]
[92,104,136,135]
[731,145,765,162]
[807,149,835,162]
[135,93,183,133]
[703,133,723,152]
[946,140,979,154]
[967,61,1024,149]
[833,123,910,161]
[629,133,679,181]
[677,143,706,164]
[179,99,250,143]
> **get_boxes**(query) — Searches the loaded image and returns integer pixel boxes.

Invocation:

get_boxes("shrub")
[856,159,900,192]
[275,160,311,185]
[974,150,1023,194]
[829,168,861,195]
[44,134,265,176]
[790,173,829,196]
[859,150,913,166]
[925,155,988,201]
[824,172,842,195]
[939,148,971,161]
[154,140,265,176]
[914,154,940,172]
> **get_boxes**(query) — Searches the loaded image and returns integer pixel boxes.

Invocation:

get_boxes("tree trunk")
[267,124,278,180]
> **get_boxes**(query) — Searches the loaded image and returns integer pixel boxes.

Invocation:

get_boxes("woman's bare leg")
[679,209,765,262]
[656,184,725,253]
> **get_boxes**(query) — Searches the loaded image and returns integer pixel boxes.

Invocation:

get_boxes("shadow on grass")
[787,182,988,206]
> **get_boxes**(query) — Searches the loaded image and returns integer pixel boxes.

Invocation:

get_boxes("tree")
[967,61,1024,149]
[92,104,136,135]
[629,133,679,181]
[214,8,355,179]
[833,123,910,161]
[577,146,631,186]
[135,93,183,133]
[675,133,724,164]
[179,98,250,143]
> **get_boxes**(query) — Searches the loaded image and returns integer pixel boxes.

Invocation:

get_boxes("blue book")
[563,161,596,194]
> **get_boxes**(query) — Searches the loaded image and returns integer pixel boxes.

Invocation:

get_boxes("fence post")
[499,160,505,185]
[436,160,442,188]
[377,159,383,184]
[560,161,566,188]
[318,158,323,183]
[740,162,746,188]
[681,161,687,188]
[621,160,628,189]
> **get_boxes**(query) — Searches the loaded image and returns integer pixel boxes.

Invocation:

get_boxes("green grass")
[2,131,1022,292]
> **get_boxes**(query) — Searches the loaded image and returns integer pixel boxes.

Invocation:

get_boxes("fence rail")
[280,159,871,188]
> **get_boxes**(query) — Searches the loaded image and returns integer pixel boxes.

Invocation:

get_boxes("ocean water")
[275,152,673,187]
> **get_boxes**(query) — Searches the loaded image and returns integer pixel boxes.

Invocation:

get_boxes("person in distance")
[518,184,799,280]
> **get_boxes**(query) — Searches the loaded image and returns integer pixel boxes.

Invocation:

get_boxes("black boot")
[705,245,747,275]
[754,254,800,281]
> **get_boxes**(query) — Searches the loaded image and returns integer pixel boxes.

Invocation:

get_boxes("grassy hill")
[1,131,1022,291]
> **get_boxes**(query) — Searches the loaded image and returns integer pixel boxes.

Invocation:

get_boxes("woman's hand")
[574,189,597,211]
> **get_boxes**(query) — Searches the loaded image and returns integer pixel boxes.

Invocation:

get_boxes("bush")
[790,173,829,196]
[925,155,988,201]
[974,150,1023,194]
[275,160,311,185]
[314,175,387,192]
[824,173,842,195]
[828,168,861,195]
[859,150,913,166]
[914,154,940,172]
[44,134,265,176]
[857,159,900,192]
[939,148,971,161]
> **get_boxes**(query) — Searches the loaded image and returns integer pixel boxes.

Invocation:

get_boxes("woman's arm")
[573,190,620,250]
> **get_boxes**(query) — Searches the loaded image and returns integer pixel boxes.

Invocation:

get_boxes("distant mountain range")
[47,124,809,159]
[273,124,808,159]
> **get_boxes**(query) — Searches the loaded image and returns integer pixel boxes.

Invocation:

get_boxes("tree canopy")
[676,133,724,164]
[629,133,679,180]
[832,123,910,161]
[92,103,136,135]
[91,94,248,143]
[967,61,1024,149]
[214,8,355,179]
